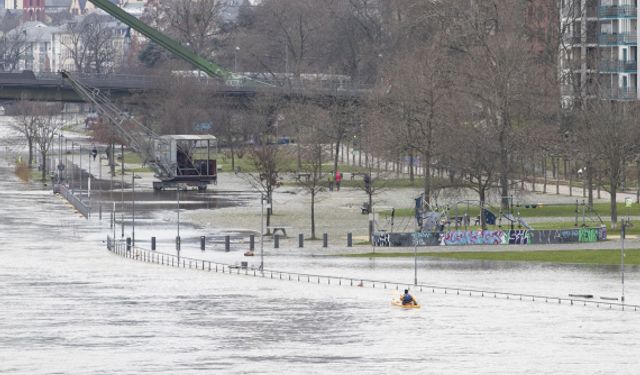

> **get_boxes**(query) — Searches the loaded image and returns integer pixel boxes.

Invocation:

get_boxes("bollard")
[249,234,255,250]
[126,237,131,252]
[298,233,304,248]
[151,236,156,251]
[176,236,181,251]
[274,234,279,248]
[200,236,206,251]
[347,232,353,247]
[225,235,230,252]
[323,233,328,248]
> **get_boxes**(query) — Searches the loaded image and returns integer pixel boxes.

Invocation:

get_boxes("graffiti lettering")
[578,228,598,243]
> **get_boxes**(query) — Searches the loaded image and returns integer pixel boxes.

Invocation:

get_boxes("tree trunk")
[310,191,316,239]
[543,156,547,193]
[333,141,340,175]
[409,151,414,182]
[230,143,236,171]
[586,159,593,208]
[610,176,618,229]
[479,184,486,230]
[423,151,431,204]
[28,139,34,168]
[568,159,573,197]
[41,151,47,181]
[637,160,640,204]
[531,156,536,192]
[368,191,373,243]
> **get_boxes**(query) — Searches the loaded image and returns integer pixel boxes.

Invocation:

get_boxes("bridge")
[0,71,369,103]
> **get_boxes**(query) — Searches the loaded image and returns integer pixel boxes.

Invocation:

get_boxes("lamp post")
[121,153,124,238]
[131,173,135,246]
[621,219,628,305]
[260,193,267,273]
[88,146,91,219]
[71,142,75,192]
[234,46,240,73]
[177,184,182,260]
[413,232,418,286]
[57,133,63,184]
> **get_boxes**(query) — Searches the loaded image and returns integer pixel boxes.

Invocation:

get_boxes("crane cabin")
[152,134,218,191]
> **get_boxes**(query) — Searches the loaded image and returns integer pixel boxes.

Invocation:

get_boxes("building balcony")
[598,33,638,45]
[602,87,638,100]
[599,5,637,19]
[563,34,599,45]
[599,59,638,72]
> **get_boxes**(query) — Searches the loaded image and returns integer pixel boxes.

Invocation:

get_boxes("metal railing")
[106,236,639,312]
[599,59,638,72]
[58,183,89,218]
[599,32,638,45]
[599,5,637,18]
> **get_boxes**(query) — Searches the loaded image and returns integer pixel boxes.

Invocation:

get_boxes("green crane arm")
[88,0,232,79]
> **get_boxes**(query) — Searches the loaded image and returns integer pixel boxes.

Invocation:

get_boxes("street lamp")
[131,173,135,246]
[413,231,418,286]
[260,193,269,273]
[234,46,240,73]
[177,184,183,260]
[621,218,629,305]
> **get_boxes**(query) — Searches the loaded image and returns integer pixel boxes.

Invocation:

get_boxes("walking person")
[328,172,334,191]
[335,170,342,191]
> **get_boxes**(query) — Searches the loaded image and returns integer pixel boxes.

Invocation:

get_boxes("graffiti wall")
[374,227,606,247]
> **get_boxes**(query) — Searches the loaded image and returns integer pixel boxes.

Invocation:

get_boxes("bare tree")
[449,0,544,209]
[33,104,64,181]
[62,14,118,73]
[143,0,228,63]
[0,30,28,71]
[285,102,330,239]
[233,0,334,80]
[378,30,453,203]
[9,100,40,168]
[585,101,640,228]
[243,145,286,233]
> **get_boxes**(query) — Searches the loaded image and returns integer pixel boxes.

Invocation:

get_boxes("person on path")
[91,145,98,161]
[335,170,342,191]
[328,172,334,191]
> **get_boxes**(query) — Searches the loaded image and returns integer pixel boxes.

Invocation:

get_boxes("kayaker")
[401,289,417,305]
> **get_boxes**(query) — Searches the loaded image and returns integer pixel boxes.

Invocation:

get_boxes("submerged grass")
[346,249,640,265]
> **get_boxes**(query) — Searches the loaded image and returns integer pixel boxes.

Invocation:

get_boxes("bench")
[267,226,292,237]
[350,172,366,181]
[296,172,311,182]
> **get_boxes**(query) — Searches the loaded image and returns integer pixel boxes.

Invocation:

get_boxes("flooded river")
[1,160,640,374]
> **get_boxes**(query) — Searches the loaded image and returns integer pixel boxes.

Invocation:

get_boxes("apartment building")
[560,0,639,103]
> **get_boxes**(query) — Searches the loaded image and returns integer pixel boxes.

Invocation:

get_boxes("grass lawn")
[346,249,640,265]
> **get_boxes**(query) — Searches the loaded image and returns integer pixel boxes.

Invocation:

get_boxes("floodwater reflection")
[0,162,639,374]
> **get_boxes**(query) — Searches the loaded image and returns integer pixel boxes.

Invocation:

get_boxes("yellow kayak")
[391,299,421,309]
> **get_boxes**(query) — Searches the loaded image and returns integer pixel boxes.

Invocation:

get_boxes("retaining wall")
[374,227,607,247]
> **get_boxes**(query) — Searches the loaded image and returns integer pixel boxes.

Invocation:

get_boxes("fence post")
[274,234,279,249]
[323,233,328,248]
[225,235,230,252]
[151,236,156,251]
[200,236,206,251]
[347,232,352,247]
[298,233,304,248]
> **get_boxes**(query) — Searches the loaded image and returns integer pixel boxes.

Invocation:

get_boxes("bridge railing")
[106,236,639,312]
